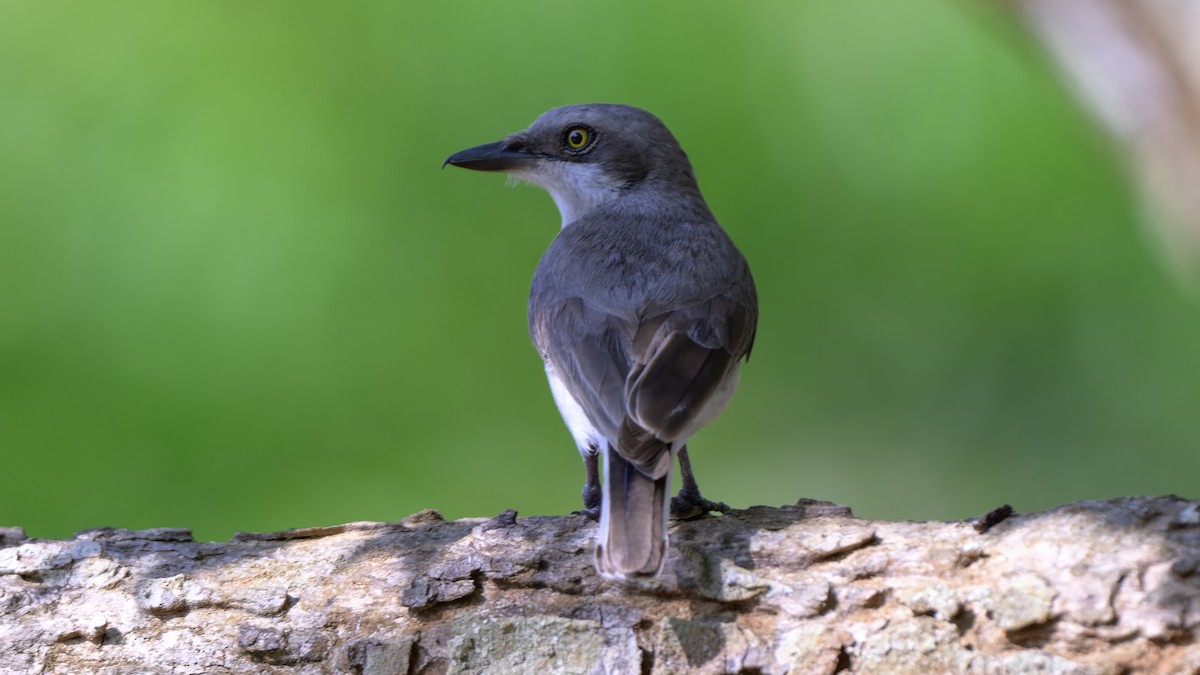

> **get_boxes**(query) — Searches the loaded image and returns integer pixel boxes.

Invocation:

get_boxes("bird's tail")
[596,444,671,580]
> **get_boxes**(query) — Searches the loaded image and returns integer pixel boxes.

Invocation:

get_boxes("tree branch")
[2,496,1198,673]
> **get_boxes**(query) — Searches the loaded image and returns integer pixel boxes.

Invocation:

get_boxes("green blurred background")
[2,1,1197,542]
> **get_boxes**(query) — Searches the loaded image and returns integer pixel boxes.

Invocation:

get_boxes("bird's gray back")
[528,199,757,448]
[530,203,755,322]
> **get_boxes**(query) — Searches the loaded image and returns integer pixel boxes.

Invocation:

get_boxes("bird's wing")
[531,296,634,447]
[618,296,756,474]
[532,291,757,480]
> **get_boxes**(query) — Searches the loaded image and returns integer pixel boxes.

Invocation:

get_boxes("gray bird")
[445,104,757,580]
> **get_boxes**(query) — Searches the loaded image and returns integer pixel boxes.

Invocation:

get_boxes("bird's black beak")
[443,140,534,172]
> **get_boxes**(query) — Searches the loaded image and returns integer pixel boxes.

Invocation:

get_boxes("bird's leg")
[574,447,602,521]
[671,445,729,519]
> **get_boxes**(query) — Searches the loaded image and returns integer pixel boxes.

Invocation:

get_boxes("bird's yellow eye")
[564,126,593,152]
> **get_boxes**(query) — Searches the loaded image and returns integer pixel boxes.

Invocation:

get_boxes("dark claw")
[671,488,729,520]
[573,506,601,521]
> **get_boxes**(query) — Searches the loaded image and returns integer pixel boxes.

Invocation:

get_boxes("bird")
[445,104,757,580]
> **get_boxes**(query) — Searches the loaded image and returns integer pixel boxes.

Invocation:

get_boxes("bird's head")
[445,103,699,226]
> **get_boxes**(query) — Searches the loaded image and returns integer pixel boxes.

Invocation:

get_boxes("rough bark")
[1,496,1199,674]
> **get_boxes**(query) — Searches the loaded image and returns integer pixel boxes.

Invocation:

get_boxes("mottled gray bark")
[1,496,1198,674]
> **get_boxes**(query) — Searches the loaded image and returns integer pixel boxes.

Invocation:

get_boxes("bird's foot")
[573,506,600,521]
[671,488,729,520]
[577,480,601,521]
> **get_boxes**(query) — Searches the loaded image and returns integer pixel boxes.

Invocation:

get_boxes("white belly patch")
[544,362,605,457]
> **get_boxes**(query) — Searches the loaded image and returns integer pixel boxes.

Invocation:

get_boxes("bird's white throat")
[511,162,624,228]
